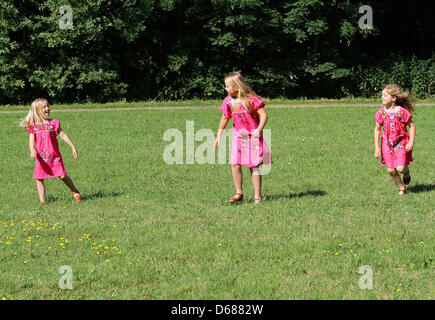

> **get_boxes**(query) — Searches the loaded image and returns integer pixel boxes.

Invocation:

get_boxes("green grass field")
[0,104,433,299]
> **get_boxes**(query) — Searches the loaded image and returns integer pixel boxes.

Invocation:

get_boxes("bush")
[353,55,435,99]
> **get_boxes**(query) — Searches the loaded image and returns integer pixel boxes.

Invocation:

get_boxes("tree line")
[0,0,434,104]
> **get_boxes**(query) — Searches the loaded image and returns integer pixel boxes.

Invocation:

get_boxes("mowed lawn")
[0,105,433,299]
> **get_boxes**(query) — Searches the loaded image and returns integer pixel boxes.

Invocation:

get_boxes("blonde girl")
[374,84,416,195]
[214,72,272,204]
[20,98,82,203]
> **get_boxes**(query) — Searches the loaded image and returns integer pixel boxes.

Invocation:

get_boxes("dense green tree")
[0,0,433,104]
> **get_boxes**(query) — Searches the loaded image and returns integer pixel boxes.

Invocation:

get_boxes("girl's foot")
[398,187,407,195]
[228,193,243,204]
[73,192,82,202]
[254,196,262,205]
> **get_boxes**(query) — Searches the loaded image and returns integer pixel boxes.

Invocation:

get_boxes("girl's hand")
[252,128,262,138]
[214,137,220,148]
[405,143,413,153]
[374,147,381,158]
[72,147,78,159]
[30,151,36,159]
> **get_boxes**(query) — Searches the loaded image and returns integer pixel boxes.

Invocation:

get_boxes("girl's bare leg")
[387,168,406,192]
[250,167,262,199]
[59,175,79,194]
[36,179,46,203]
[231,164,243,195]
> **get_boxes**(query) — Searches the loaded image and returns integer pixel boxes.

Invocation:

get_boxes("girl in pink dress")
[374,84,416,195]
[214,72,272,204]
[20,98,82,204]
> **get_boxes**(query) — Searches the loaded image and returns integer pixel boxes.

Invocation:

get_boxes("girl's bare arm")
[215,114,229,148]
[374,122,381,158]
[58,128,78,159]
[29,133,36,158]
[255,108,268,134]
[406,120,415,152]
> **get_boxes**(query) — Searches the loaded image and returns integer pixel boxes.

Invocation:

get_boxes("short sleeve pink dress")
[28,119,67,179]
[221,95,272,168]
[375,106,413,168]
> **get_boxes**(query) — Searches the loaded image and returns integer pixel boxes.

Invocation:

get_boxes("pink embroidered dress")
[28,119,67,179]
[375,106,413,168]
[221,95,272,168]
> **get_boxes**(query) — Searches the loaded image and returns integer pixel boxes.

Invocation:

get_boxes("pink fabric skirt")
[230,133,272,168]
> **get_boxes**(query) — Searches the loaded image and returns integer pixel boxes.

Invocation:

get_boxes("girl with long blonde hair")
[374,84,416,195]
[20,98,82,204]
[214,72,272,204]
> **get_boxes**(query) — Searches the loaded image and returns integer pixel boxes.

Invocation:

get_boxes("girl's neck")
[385,103,399,111]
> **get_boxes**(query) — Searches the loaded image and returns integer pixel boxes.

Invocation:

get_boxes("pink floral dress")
[28,119,67,179]
[221,95,272,168]
[375,106,413,168]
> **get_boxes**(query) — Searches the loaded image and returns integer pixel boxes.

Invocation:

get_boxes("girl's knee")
[387,168,397,175]
[396,166,405,174]
[59,175,68,180]
[250,167,261,175]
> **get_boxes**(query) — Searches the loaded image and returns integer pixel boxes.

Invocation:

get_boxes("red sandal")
[228,193,243,204]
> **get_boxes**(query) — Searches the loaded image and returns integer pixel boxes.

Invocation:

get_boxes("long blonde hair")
[383,83,416,113]
[19,98,50,127]
[224,72,257,113]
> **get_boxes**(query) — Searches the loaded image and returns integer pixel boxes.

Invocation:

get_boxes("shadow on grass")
[45,191,123,202]
[407,184,435,193]
[265,190,327,201]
